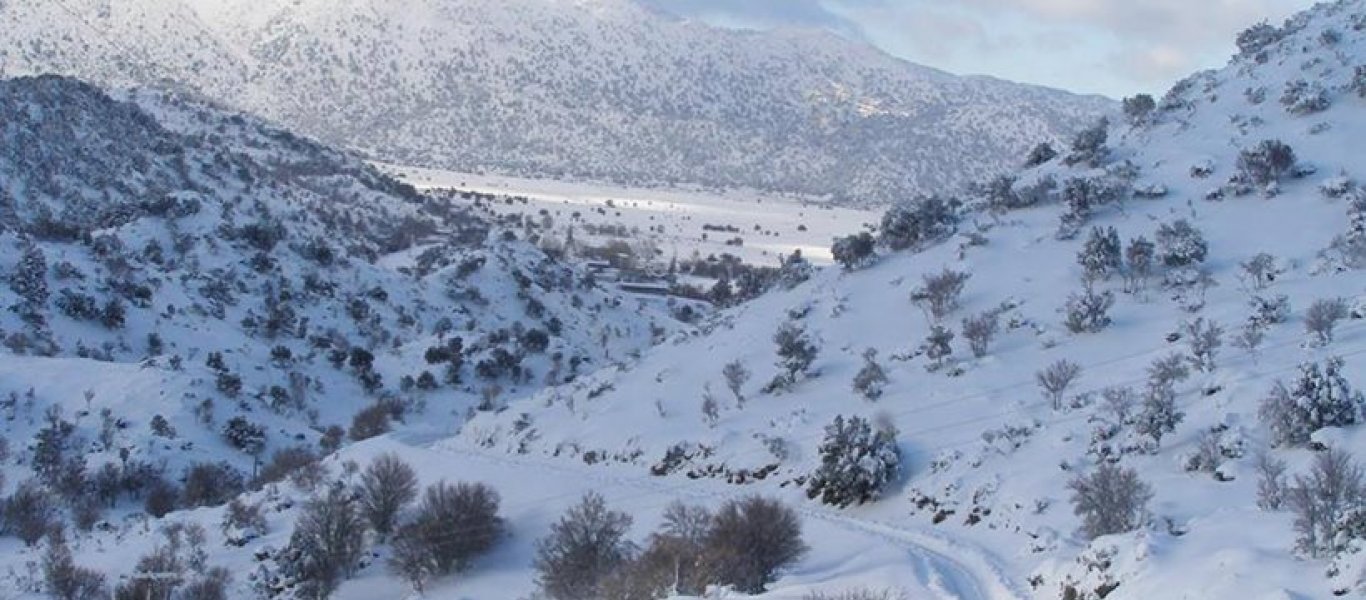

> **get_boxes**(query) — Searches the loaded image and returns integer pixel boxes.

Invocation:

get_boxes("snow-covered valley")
[3,1,1366,600]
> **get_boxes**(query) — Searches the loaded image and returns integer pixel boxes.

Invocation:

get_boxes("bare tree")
[287,485,366,600]
[1305,297,1349,346]
[1239,253,1279,290]
[1068,463,1153,539]
[961,311,1000,358]
[704,496,807,594]
[44,526,108,600]
[911,268,970,321]
[389,481,503,587]
[1287,448,1365,557]
[535,492,635,600]
[358,453,419,538]
[722,361,751,406]
[1037,360,1082,410]
[1255,452,1288,511]
[4,479,56,546]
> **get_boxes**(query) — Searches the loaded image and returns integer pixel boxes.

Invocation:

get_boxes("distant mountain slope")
[0,74,678,487]
[0,0,1112,204]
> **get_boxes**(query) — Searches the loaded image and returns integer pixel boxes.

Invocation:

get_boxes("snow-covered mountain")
[0,0,1112,205]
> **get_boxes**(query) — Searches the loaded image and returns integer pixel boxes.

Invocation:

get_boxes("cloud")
[639,0,1313,96]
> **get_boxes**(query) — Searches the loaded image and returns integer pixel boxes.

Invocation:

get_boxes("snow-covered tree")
[1135,379,1184,450]
[924,325,955,370]
[1124,235,1156,293]
[1077,226,1123,281]
[1065,117,1110,167]
[832,232,876,270]
[1024,142,1058,168]
[770,321,818,390]
[877,195,958,251]
[1183,317,1224,373]
[1260,358,1364,447]
[806,415,900,507]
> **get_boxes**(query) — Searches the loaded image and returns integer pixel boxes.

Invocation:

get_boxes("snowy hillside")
[453,1,1366,598]
[0,71,686,575]
[0,0,1112,205]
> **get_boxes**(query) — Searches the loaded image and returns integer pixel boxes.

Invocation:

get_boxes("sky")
[640,0,1315,98]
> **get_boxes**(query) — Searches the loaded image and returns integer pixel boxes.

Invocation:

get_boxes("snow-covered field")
[382,164,883,266]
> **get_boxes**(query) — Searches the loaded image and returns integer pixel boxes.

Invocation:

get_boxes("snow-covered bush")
[1237,140,1296,186]
[1062,287,1115,334]
[358,453,419,538]
[1280,80,1331,115]
[1236,21,1286,60]
[877,195,959,251]
[222,498,268,545]
[1038,360,1082,410]
[180,462,245,508]
[534,492,634,600]
[911,268,970,321]
[1249,294,1292,327]
[1023,142,1058,168]
[349,403,392,441]
[1287,448,1366,557]
[1065,117,1110,167]
[1353,65,1366,99]
[832,232,876,271]
[222,417,266,455]
[1068,463,1153,539]
[778,250,814,289]
[1122,94,1156,126]
[1260,357,1364,447]
[961,311,1000,358]
[1305,297,1349,346]
[1183,317,1224,373]
[977,174,1024,213]
[44,527,108,600]
[806,415,900,507]
[852,349,889,401]
[3,480,56,546]
[1134,382,1183,450]
[1156,219,1208,268]
[1124,236,1156,292]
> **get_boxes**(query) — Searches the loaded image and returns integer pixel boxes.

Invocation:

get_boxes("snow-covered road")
[431,441,1024,600]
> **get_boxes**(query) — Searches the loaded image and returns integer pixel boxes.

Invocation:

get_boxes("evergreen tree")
[806,415,900,507]
[1261,358,1364,447]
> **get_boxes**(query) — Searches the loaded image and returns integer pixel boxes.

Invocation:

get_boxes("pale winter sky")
[641,0,1315,98]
